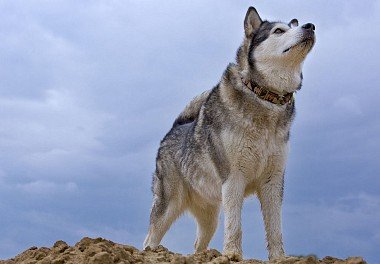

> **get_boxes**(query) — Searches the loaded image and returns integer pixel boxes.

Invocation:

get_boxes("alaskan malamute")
[144,7,315,260]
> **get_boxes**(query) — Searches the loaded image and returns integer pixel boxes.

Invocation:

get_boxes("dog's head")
[237,7,316,93]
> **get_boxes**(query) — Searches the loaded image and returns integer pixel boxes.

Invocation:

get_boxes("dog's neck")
[252,62,303,94]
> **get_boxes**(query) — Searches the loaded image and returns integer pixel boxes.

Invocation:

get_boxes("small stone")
[211,256,230,264]
[295,255,318,264]
[223,252,242,262]
[171,254,186,264]
[184,255,195,264]
[75,237,94,252]
[143,246,151,251]
[207,249,222,259]
[124,245,138,254]
[91,252,113,264]
[94,237,106,244]
[34,251,47,261]
[321,256,339,264]
[38,257,53,264]
[347,257,366,264]
[53,241,69,253]
[51,258,65,264]
[155,245,168,252]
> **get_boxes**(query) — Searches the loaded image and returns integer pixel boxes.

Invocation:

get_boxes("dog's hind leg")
[143,200,183,250]
[143,172,185,250]
[189,202,220,252]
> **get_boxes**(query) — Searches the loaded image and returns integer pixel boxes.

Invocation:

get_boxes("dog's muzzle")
[283,23,316,53]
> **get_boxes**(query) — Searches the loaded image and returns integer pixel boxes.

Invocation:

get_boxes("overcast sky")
[0,0,379,262]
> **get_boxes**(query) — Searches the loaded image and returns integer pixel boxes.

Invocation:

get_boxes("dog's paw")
[143,245,152,251]
[268,250,286,261]
[223,251,243,262]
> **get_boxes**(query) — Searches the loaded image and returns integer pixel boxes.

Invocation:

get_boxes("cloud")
[0,1,379,263]
[0,89,110,151]
[0,88,113,187]
[15,181,78,194]
[283,193,380,262]
[333,96,362,116]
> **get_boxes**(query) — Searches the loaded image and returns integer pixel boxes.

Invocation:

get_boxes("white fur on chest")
[221,119,289,182]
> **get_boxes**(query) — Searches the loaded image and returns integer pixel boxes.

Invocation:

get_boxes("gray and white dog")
[144,7,315,260]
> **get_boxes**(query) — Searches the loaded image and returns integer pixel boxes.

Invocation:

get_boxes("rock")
[172,254,187,264]
[52,241,69,253]
[90,252,113,264]
[211,255,230,264]
[0,238,368,264]
[346,257,366,264]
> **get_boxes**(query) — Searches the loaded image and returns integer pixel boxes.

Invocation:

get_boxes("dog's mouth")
[283,35,315,53]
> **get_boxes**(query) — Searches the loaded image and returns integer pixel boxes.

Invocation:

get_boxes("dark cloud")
[0,1,379,263]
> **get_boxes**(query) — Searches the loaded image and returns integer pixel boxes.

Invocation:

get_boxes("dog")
[143,7,315,260]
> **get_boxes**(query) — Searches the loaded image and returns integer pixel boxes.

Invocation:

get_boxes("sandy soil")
[0,237,367,264]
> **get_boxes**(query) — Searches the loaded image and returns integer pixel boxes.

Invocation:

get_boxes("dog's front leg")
[222,175,245,261]
[258,173,285,260]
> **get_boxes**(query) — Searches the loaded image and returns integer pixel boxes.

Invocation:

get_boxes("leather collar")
[241,78,294,106]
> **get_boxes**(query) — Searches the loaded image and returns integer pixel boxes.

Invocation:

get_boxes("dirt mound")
[0,237,366,264]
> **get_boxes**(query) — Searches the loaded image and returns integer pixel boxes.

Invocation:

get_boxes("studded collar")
[241,78,294,106]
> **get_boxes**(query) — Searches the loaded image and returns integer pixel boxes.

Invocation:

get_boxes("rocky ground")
[0,237,367,264]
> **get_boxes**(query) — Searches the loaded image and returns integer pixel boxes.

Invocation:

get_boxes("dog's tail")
[172,90,211,127]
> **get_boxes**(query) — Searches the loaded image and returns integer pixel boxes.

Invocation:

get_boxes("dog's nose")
[302,23,315,31]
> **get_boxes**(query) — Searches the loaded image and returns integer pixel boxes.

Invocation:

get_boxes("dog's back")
[173,90,211,127]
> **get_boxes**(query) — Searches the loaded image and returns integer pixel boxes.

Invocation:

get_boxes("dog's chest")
[222,116,289,179]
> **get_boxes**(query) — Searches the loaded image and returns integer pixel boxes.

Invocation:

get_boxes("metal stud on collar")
[242,78,293,106]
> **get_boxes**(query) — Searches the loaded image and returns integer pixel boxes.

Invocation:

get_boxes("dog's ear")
[244,7,262,38]
[288,18,299,28]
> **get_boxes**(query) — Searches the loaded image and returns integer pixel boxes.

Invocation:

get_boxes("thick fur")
[144,7,315,260]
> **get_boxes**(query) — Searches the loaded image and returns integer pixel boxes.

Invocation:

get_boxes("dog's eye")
[274,28,285,34]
